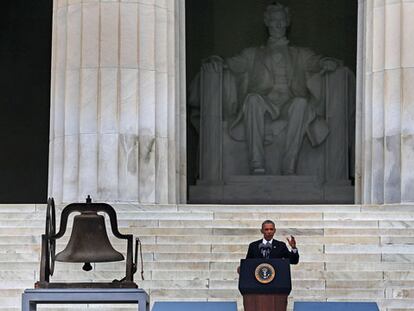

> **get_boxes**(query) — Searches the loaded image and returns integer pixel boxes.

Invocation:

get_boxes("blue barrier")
[152,301,238,311]
[294,302,379,311]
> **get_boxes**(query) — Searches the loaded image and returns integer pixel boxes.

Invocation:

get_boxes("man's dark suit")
[246,239,299,264]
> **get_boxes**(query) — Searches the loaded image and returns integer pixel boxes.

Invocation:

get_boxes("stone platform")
[190,176,354,204]
[0,204,413,310]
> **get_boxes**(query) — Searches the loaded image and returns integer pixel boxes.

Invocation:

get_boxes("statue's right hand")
[202,55,225,73]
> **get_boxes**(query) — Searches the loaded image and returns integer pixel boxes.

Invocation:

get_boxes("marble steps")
[0,205,413,310]
[4,238,413,259]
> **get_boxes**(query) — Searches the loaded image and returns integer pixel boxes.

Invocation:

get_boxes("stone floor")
[0,203,413,310]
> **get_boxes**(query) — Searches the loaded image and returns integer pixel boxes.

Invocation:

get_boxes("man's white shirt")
[262,238,274,245]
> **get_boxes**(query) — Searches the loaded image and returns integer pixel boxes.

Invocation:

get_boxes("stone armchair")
[188,62,356,203]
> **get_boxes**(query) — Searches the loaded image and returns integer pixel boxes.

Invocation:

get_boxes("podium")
[239,259,292,311]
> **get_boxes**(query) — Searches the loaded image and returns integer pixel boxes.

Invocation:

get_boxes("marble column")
[356,0,414,204]
[48,0,186,204]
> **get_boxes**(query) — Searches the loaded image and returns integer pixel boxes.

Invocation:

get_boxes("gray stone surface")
[190,175,353,204]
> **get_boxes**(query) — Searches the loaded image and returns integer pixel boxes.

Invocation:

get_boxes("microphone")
[259,242,272,258]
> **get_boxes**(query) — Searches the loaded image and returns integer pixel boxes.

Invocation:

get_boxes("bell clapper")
[82,262,92,271]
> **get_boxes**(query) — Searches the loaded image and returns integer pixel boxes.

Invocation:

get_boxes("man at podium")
[239,220,299,311]
[246,220,299,264]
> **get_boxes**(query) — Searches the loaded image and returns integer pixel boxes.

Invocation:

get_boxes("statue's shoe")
[282,169,295,175]
[252,168,266,175]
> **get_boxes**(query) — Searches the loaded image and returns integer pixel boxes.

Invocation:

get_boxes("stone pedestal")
[48,0,186,204]
[190,175,353,204]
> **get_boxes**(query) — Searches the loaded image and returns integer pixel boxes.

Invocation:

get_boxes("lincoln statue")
[194,3,341,175]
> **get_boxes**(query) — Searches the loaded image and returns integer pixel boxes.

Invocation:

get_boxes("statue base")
[189,175,353,204]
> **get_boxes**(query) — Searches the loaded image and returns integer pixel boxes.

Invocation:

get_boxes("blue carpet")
[152,301,238,311]
[294,302,379,311]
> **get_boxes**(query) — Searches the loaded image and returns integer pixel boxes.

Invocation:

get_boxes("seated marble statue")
[189,3,353,178]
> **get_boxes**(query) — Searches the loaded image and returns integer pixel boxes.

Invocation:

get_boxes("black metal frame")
[36,197,138,288]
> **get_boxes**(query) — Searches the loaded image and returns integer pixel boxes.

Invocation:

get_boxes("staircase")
[0,203,413,310]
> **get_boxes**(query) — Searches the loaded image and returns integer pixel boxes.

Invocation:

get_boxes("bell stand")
[22,288,150,311]
[36,196,143,289]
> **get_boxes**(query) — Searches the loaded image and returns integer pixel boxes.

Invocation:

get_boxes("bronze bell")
[36,196,142,289]
[55,210,124,270]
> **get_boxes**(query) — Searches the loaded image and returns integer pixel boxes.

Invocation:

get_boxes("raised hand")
[286,235,297,249]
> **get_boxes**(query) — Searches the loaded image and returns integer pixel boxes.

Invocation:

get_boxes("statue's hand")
[202,55,226,73]
[320,57,339,75]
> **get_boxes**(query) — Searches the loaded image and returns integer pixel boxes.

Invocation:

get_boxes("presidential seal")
[255,263,276,284]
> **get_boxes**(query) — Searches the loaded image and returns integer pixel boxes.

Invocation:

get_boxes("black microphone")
[259,242,272,258]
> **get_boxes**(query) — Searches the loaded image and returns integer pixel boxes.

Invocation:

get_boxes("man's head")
[264,3,290,39]
[261,220,276,241]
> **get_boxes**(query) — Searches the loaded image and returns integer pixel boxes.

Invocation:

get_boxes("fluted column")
[356,0,414,204]
[48,0,186,204]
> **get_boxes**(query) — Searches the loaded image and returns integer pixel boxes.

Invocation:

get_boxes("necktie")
[264,242,271,258]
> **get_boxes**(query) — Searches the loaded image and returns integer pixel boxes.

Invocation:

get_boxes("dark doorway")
[0,0,52,203]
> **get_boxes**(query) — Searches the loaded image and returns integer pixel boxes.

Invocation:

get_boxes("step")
[0,204,412,311]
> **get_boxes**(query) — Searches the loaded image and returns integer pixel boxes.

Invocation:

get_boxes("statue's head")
[264,3,290,39]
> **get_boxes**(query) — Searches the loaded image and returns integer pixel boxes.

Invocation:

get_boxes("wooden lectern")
[239,259,292,311]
